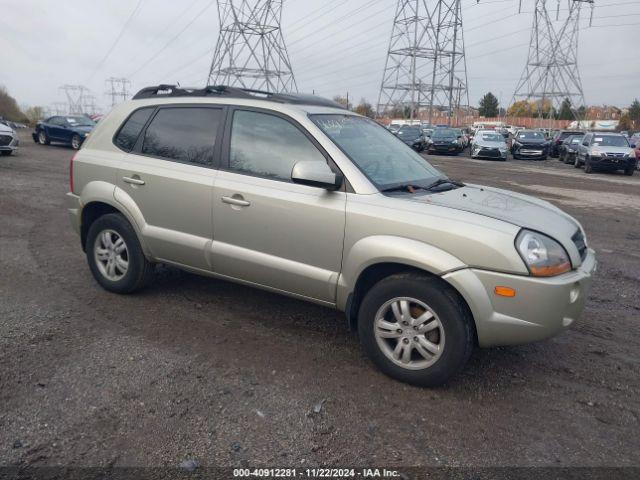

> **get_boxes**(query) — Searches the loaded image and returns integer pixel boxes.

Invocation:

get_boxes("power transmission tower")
[105,77,132,107]
[511,0,594,124]
[207,0,297,93]
[51,102,68,116]
[60,85,90,115]
[377,0,469,125]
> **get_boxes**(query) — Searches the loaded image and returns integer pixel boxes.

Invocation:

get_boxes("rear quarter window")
[114,107,155,152]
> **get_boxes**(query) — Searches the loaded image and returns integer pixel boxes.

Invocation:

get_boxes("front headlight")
[591,148,605,157]
[516,230,571,277]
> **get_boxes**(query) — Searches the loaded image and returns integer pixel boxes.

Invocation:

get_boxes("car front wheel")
[38,130,50,145]
[71,134,82,150]
[624,166,635,176]
[574,156,582,168]
[357,273,474,387]
[584,158,593,173]
[86,213,152,294]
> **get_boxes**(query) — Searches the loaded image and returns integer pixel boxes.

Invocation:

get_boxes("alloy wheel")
[374,297,445,370]
[93,229,129,281]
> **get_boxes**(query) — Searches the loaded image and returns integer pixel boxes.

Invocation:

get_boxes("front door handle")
[221,195,250,207]
[123,176,145,186]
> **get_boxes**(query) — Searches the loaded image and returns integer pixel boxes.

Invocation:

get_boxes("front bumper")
[473,147,507,159]
[589,156,636,169]
[443,249,597,347]
[66,192,82,236]
[429,144,461,153]
[0,136,19,151]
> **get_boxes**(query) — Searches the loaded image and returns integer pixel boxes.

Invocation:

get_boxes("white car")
[0,121,19,156]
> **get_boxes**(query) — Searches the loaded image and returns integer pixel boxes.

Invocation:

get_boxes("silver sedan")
[470,130,508,161]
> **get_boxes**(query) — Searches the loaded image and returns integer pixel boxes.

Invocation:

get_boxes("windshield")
[432,129,457,138]
[517,131,545,140]
[311,114,442,189]
[480,133,504,142]
[567,136,583,144]
[66,116,95,127]
[397,127,421,138]
[592,135,630,148]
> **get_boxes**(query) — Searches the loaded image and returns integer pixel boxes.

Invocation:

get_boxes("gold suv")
[66,85,597,386]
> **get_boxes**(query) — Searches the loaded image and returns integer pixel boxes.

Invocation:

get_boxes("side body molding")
[336,235,467,310]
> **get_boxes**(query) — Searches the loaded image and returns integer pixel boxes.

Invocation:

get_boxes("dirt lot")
[1,132,639,470]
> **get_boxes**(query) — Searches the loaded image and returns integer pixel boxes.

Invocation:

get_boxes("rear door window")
[141,107,223,166]
[114,107,155,152]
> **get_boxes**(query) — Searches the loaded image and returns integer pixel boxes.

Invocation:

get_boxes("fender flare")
[337,235,467,310]
[79,181,152,257]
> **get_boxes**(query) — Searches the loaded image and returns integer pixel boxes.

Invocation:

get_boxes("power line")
[86,0,146,82]
[129,0,216,78]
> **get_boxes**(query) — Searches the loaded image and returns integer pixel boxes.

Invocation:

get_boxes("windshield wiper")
[424,178,464,191]
[380,184,428,193]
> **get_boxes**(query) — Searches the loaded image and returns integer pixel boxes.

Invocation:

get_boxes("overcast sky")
[1,0,638,113]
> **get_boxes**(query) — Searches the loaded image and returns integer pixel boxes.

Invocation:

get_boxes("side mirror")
[291,161,342,191]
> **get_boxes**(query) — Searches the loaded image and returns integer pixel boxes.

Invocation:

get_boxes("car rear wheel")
[86,213,152,294]
[71,134,82,150]
[357,273,474,387]
[38,130,50,145]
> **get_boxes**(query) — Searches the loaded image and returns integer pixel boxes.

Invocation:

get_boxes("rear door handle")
[221,195,250,207]
[123,176,145,186]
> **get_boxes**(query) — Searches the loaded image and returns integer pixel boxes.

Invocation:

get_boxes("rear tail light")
[69,153,77,193]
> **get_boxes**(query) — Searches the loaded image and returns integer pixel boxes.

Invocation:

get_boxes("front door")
[211,108,346,303]
[116,105,225,270]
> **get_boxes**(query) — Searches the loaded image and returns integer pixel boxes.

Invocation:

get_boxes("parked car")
[470,131,508,160]
[68,84,596,387]
[575,132,637,175]
[550,130,584,157]
[427,128,464,155]
[0,121,19,156]
[388,123,402,133]
[32,115,96,150]
[395,125,427,152]
[558,134,584,164]
[511,130,550,160]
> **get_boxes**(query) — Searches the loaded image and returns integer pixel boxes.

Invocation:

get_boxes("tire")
[85,213,152,294]
[584,158,593,174]
[624,166,635,176]
[38,130,50,145]
[71,134,82,150]
[357,273,474,387]
[574,156,582,168]
[0,150,12,156]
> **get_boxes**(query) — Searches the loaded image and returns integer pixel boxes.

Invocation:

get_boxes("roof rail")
[131,84,346,109]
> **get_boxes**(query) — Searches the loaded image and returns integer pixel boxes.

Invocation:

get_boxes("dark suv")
[550,130,584,157]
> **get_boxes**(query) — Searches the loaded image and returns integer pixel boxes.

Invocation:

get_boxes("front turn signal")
[494,286,516,298]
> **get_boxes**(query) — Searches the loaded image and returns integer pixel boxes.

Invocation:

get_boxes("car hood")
[515,138,547,145]
[475,140,506,148]
[409,184,581,244]
[71,126,94,134]
[433,137,456,143]
[0,124,14,134]
[592,146,632,154]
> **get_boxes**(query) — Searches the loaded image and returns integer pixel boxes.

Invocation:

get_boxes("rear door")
[115,105,225,270]
[210,107,346,303]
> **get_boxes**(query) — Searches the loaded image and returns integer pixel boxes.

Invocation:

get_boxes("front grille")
[0,135,12,146]
[480,147,501,157]
[603,152,626,158]
[572,230,587,260]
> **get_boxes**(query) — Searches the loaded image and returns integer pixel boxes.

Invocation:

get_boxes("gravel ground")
[1,133,639,470]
